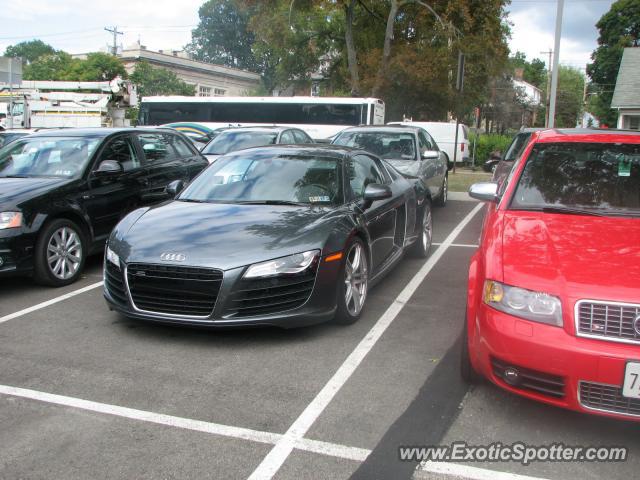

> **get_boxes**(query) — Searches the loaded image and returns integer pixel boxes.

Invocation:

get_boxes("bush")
[469,133,513,166]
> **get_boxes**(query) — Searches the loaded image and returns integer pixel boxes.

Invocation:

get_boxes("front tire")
[461,314,482,383]
[34,219,86,287]
[435,174,448,207]
[410,200,432,258]
[334,238,369,325]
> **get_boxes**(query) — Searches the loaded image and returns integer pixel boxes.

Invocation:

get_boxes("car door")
[82,134,147,242]
[348,154,399,272]
[418,129,445,197]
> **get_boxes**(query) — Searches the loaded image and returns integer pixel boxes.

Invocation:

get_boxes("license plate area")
[622,362,640,399]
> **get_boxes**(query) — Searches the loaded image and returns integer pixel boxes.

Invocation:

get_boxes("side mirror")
[421,150,439,160]
[468,182,499,202]
[95,160,123,176]
[166,179,185,197]
[362,183,392,209]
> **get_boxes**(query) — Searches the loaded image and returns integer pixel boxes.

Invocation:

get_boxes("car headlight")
[106,246,120,268]
[0,212,22,230]
[244,250,319,278]
[483,280,563,327]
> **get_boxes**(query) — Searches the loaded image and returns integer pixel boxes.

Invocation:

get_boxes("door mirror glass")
[166,179,185,197]
[95,160,123,176]
[421,150,439,160]
[468,182,499,202]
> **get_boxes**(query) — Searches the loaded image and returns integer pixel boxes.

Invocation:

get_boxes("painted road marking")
[418,461,551,480]
[433,242,478,248]
[0,281,104,325]
[247,202,485,480]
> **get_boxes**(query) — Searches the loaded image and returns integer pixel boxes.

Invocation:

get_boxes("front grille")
[576,300,640,344]
[491,357,565,398]
[105,261,127,307]
[127,263,223,317]
[579,381,640,417]
[224,270,316,318]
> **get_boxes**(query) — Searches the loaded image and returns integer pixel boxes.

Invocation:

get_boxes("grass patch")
[448,171,492,192]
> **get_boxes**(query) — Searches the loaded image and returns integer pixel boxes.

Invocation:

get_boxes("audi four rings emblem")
[634,315,640,336]
[160,252,186,262]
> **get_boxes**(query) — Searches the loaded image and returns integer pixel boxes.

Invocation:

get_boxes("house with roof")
[612,47,640,130]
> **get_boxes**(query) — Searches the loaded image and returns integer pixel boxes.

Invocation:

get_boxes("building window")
[214,88,226,96]
[198,86,212,97]
[627,115,640,130]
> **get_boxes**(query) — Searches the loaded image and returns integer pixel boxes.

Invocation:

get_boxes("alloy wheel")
[422,206,433,251]
[344,242,368,316]
[47,226,83,280]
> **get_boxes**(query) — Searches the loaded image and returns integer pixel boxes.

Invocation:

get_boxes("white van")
[389,121,470,163]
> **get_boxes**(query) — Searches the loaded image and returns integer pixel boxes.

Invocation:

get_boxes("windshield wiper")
[179,198,207,204]
[235,200,307,206]
[0,174,30,178]
[541,206,605,217]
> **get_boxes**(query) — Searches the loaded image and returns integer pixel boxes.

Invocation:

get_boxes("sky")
[0,0,616,73]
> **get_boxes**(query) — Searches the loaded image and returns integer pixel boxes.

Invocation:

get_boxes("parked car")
[332,125,449,206]
[160,122,228,150]
[200,126,314,163]
[0,129,39,148]
[103,145,433,328]
[0,127,209,286]
[462,128,640,421]
[388,121,470,164]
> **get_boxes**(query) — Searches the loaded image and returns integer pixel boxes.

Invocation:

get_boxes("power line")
[104,26,123,56]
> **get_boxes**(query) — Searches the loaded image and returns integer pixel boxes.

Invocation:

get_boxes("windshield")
[0,136,100,178]
[202,131,278,155]
[0,133,27,149]
[180,153,342,205]
[333,131,417,160]
[503,132,533,162]
[511,142,640,217]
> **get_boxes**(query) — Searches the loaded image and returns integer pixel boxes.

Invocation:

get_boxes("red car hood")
[501,211,640,304]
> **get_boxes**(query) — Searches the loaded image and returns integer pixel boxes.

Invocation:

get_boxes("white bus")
[138,96,385,141]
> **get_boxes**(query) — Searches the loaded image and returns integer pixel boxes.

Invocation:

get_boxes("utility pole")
[541,49,553,127]
[104,26,123,56]
[548,0,564,129]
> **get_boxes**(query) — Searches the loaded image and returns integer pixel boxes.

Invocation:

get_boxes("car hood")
[0,176,72,208]
[501,211,640,303]
[385,159,420,177]
[119,200,341,270]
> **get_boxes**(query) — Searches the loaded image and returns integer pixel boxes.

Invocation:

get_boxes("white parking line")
[0,384,372,461]
[247,203,485,480]
[433,242,478,248]
[418,461,551,480]
[0,281,104,325]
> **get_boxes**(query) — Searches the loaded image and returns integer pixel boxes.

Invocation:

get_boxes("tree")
[509,51,546,88]
[22,51,76,80]
[72,53,127,81]
[129,61,195,97]
[587,0,640,126]
[535,66,585,128]
[4,40,56,64]
[22,51,127,82]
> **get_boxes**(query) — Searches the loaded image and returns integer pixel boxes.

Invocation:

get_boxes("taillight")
[461,143,465,152]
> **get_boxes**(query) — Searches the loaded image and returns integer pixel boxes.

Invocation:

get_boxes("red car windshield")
[510,142,640,217]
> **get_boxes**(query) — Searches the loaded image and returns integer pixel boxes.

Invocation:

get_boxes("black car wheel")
[410,200,432,258]
[334,238,369,325]
[34,218,86,287]
[435,174,448,207]
[461,315,482,383]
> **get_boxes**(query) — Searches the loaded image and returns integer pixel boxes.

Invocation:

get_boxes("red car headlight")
[484,280,563,327]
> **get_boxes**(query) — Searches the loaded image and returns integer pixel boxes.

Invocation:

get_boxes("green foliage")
[509,51,547,87]
[129,61,195,97]
[535,66,585,128]
[4,40,56,64]
[72,53,127,81]
[21,50,126,81]
[587,0,640,126]
[23,51,76,80]
[471,133,512,165]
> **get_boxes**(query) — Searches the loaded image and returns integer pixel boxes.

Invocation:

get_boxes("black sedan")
[0,128,208,286]
[104,145,433,328]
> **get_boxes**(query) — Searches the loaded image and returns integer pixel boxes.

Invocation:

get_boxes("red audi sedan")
[462,129,640,421]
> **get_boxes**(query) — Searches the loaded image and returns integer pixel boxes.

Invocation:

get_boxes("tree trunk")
[371,0,400,98]
[344,0,360,96]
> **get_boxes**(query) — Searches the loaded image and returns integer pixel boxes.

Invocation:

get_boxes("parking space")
[1,198,637,480]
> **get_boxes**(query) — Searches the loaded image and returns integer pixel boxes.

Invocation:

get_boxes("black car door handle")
[82,194,93,200]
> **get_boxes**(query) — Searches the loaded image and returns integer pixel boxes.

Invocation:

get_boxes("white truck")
[0,78,137,130]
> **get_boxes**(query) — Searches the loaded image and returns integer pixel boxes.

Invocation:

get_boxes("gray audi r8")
[103,145,433,328]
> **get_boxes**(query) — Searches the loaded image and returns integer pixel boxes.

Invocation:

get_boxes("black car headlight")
[106,246,120,268]
[0,212,22,230]
[483,280,563,327]
[243,250,320,279]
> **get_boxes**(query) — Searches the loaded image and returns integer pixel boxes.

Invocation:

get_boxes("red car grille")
[576,300,640,344]
[579,381,640,418]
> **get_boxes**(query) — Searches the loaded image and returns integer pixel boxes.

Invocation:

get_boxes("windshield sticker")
[309,196,330,203]
[618,157,631,177]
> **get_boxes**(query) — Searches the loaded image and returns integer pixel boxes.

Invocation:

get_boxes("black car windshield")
[0,132,28,148]
[511,142,640,217]
[0,136,100,178]
[333,131,417,161]
[202,131,278,155]
[179,153,342,205]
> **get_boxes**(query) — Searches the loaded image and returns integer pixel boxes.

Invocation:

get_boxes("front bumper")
[0,227,36,277]
[470,304,640,421]
[103,257,340,329]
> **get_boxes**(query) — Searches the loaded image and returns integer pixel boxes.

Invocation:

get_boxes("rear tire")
[461,314,482,383]
[410,200,432,258]
[34,218,86,287]
[434,174,448,207]
[334,238,369,325]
